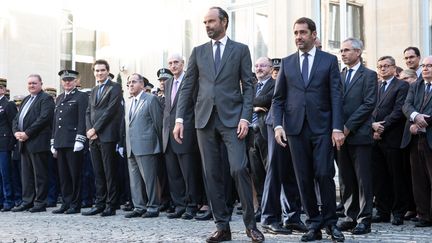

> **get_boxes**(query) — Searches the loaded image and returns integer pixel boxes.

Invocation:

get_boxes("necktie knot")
[382,81,387,86]
[301,52,309,84]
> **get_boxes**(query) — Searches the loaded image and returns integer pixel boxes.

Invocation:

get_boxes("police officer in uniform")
[51,70,88,214]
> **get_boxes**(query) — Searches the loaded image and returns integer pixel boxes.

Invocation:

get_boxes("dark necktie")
[344,69,353,91]
[301,52,309,85]
[18,96,35,130]
[96,84,105,102]
[129,98,137,120]
[424,82,431,103]
[214,41,221,73]
[252,82,264,124]
[379,81,387,100]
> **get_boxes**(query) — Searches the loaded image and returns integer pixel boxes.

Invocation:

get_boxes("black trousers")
[338,143,373,224]
[196,111,256,231]
[57,148,83,209]
[247,126,268,206]
[372,143,408,217]
[287,120,337,230]
[90,141,118,208]
[410,135,432,222]
[21,148,49,207]
[165,144,201,210]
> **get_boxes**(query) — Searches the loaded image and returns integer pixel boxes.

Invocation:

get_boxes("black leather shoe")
[415,219,432,227]
[125,210,143,218]
[371,214,390,223]
[327,225,345,242]
[12,204,32,212]
[52,205,69,214]
[284,221,308,233]
[167,208,185,219]
[262,223,292,235]
[246,228,265,243]
[404,211,416,220]
[206,229,232,243]
[29,205,46,213]
[351,223,371,235]
[391,216,404,226]
[1,205,13,212]
[195,210,213,220]
[301,229,322,242]
[336,221,357,231]
[122,202,134,212]
[100,207,116,217]
[142,211,159,218]
[46,202,57,208]
[65,208,80,214]
[81,202,93,208]
[181,211,196,220]
[82,207,105,216]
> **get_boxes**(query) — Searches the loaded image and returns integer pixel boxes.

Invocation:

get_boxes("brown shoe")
[246,228,265,243]
[206,229,231,243]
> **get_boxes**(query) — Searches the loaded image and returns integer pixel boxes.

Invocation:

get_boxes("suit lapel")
[307,50,322,87]
[204,41,216,79]
[130,94,146,124]
[165,78,173,111]
[96,80,112,106]
[344,66,363,96]
[215,39,234,79]
[378,79,396,106]
[293,52,304,87]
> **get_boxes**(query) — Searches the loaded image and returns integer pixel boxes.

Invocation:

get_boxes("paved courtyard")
[0,207,430,243]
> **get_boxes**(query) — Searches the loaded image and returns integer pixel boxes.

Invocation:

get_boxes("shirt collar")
[176,72,185,82]
[348,61,361,72]
[212,35,228,46]
[299,46,317,58]
[133,90,144,100]
[98,78,109,86]
[0,95,4,100]
[258,77,271,86]
[384,76,394,84]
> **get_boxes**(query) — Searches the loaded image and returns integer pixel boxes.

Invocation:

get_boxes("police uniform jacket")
[52,88,88,148]
[0,96,18,151]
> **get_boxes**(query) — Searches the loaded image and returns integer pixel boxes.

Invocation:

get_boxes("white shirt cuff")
[175,118,184,124]
[274,125,283,131]
[410,112,419,122]
[333,129,343,133]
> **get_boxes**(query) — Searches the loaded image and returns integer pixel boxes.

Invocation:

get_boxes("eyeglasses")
[420,64,432,69]
[377,64,394,69]
[339,48,356,53]
[62,77,75,82]
[254,64,271,68]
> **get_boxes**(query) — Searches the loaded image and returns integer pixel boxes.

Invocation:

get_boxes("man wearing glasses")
[401,56,432,227]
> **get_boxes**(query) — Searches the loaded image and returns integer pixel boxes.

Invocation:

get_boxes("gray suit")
[125,92,163,213]
[176,38,256,230]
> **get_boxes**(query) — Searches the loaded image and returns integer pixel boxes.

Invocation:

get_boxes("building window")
[327,2,364,50]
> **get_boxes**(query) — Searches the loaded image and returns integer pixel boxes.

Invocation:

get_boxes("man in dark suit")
[336,38,376,234]
[0,78,18,212]
[124,73,163,219]
[173,7,264,243]
[401,56,432,227]
[247,56,274,221]
[83,59,123,217]
[163,55,202,220]
[51,70,88,214]
[371,56,410,226]
[404,47,422,78]
[12,74,55,213]
[272,17,345,242]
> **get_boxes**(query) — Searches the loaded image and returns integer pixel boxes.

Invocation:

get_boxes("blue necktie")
[252,82,264,124]
[214,41,221,73]
[345,69,353,91]
[301,53,309,85]
[96,84,105,102]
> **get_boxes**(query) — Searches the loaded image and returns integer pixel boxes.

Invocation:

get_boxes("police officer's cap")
[157,68,173,80]
[271,58,281,69]
[0,78,7,88]
[58,70,79,81]
[13,95,26,106]
[109,73,115,79]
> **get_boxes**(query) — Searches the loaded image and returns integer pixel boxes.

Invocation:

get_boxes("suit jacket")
[253,78,275,140]
[86,79,123,143]
[52,88,89,148]
[125,92,163,157]
[162,75,198,153]
[0,96,18,151]
[12,91,54,153]
[372,78,409,148]
[341,65,377,145]
[401,79,432,149]
[176,38,254,128]
[272,49,343,135]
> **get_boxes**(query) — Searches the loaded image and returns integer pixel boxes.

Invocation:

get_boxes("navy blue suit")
[272,48,343,230]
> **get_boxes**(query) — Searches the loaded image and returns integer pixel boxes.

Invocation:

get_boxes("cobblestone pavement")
[0,207,431,243]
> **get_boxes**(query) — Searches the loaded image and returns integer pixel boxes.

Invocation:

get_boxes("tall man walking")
[173,6,264,243]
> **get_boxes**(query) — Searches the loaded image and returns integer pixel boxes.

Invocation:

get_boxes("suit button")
[61,103,64,105]
[59,118,62,120]
[59,125,61,128]
[60,110,62,113]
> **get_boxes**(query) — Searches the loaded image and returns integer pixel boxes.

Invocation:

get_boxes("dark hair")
[377,55,396,66]
[128,73,144,83]
[294,17,316,33]
[403,46,421,57]
[210,6,229,30]
[27,74,42,82]
[92,59,110,72]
